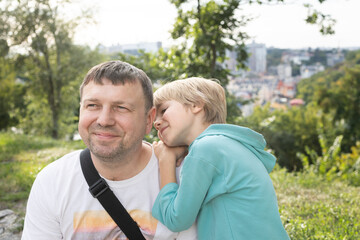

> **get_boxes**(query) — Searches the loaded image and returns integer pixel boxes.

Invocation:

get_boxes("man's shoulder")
[36,149,83,179]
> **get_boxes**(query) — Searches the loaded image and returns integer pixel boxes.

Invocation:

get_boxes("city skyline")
[73,0,360,50]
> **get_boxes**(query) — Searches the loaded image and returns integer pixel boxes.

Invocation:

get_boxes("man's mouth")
[93,132,118,140]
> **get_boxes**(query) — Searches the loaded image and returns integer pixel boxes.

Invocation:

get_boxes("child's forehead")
[155,99,178,109]
[155,100,167,109]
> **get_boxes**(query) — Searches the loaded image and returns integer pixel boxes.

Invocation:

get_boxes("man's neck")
[91,143,152,181]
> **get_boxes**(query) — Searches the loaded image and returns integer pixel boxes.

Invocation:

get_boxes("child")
[151,77,290,240]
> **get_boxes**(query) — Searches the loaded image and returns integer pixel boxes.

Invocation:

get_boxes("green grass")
[0,132,359,239]
[0,132,85,211]
[271,167,360,239]
[0,132,83,163]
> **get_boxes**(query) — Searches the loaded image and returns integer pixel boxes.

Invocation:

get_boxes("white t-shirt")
[22,144,197,240]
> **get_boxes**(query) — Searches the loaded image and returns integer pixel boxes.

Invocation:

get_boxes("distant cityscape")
[100,41,351,117]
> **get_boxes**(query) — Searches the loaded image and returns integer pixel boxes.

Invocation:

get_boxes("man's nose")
[97,107,115,126]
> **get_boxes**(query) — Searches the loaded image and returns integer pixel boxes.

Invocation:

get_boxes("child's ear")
[191,103,203,114]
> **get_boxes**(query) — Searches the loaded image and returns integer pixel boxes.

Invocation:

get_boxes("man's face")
[78,78,154,161]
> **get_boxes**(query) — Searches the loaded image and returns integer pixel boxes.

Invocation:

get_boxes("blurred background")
[0,0,359,238]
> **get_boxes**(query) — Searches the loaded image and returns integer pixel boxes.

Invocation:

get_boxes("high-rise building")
[277,64,292,79]
[247,41,267,73]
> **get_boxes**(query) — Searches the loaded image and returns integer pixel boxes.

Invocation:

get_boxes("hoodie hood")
[193,124,276,173]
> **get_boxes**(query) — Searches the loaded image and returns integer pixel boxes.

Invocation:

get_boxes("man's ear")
[146,107,156,134]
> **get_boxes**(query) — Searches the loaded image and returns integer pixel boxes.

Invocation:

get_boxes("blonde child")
[151,77,289,240]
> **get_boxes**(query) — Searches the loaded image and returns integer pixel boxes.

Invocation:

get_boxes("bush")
[297,135,360,186]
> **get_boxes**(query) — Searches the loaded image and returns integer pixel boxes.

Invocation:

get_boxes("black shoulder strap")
[80,148,145,240]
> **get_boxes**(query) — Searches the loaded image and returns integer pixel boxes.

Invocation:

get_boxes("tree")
[297,50,360,151]
[1,0,103,138]
[17,45,103,138]
[168,0,251,83]
[0,58,27,130]
[304,48,329,66]
[167,0,335,80]
[236,103,342,170]
[316,66,360,151]
[114,51,168,82]
[303,1,336,35]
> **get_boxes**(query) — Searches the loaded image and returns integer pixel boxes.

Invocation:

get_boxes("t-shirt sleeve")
[22,170,62,240]
[152,156,218,232]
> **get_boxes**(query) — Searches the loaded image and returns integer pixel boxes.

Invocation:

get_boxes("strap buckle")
[89,178,109,198]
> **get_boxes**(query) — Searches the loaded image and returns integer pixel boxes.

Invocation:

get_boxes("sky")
[72,0,360,49]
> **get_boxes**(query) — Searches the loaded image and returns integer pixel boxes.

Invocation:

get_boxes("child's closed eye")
[161,108,167,114]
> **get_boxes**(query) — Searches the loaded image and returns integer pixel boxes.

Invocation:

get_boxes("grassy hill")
[0,132,359,239]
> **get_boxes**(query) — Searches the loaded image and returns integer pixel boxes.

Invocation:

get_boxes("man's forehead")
[83,79,139,89]
[82,81,142,99]
[90,77,138,86]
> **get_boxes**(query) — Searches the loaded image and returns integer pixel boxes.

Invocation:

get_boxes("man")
[22,61,197,239]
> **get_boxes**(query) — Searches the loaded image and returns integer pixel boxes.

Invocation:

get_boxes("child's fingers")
[157,131,164,142]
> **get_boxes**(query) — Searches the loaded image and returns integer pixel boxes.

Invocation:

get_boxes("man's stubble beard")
[88,140,128,163]
[85,127,145,164]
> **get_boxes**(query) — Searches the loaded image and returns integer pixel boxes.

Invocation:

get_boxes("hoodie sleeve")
[152,155,218,232]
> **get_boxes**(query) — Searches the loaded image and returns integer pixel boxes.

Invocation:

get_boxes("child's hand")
[153,141,187,167]
[153,141,187,188]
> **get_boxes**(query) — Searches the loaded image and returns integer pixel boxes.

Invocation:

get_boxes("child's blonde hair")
[154,77,227,124]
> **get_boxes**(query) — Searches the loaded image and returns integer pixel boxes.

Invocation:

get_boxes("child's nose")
[154,120,161,130]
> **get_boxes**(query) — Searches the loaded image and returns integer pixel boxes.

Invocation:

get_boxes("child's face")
[154,100,196,146]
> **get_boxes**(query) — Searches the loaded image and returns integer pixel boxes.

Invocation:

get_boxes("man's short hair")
[80,61,153,111]
[154,77,227,124]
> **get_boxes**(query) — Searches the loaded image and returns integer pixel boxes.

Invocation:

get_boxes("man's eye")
[116,106,129,112]
[87,104,98,109]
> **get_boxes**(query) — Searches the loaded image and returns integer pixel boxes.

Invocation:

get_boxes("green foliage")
[169,0,251,83]
[266,48,287,67]
[298,135,342,177]
[298,135,360,187]
[296,65,343,105]
[0,58,27,130]
[303,48,329,66]
[114,51,168,81]
[168,0,336,81]
[237,104,328,170]
[337,142,360,186]
[17,45,104,138]
[297,51,360,151]
[290,62,301,76]
[304,3,336,35]
[236,49,360,180]
[1,0,104,139]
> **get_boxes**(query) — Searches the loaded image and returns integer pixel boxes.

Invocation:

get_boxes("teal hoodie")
[152,124,290,240]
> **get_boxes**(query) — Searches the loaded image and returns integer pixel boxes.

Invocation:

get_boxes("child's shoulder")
[192,134,226,152]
